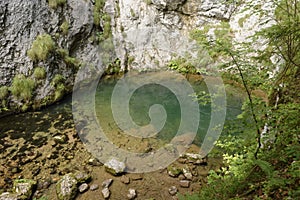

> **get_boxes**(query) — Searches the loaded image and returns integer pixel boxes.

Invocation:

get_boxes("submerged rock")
[179,180,190,188]
[104,158,126,176]
[56,173,78,200]
[127,188,137,199]
[101,187,110,199]
[89,184,99,191]
[0,192,18,200]
[168,186,178,196]
[78,183,89,193]
[74,171,91,184]
[120,175,130,184]
[102,179,113,188]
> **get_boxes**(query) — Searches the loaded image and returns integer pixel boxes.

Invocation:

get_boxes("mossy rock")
[56,173,78,200]
[167,165,182,177]
[13,179,37,199]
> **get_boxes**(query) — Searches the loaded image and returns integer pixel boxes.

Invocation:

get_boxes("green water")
[95,77,244,146]
[0,75,244,154]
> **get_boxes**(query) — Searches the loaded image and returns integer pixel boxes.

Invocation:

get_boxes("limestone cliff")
[0,0,274,114]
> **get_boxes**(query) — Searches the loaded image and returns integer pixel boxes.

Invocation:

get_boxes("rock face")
[108,0,236,71]
[0,0,275,112]
[0,0,101,114]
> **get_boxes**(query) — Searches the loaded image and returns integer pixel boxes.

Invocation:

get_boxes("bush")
[48,0,66,9]
[33,67,46,80]
[10,74,35,101]
[27,34,55,61]
[0,86,9,100]
[54,83,65,101]
[60,20,69,35]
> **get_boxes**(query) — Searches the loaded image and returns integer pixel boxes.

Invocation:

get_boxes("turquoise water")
[95,76,244,146]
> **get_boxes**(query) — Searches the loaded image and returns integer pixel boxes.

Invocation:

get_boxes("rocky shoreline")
[0,112,222,200]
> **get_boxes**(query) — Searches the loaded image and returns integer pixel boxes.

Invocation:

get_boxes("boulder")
[104,158,126,176]
[56,173,78,200]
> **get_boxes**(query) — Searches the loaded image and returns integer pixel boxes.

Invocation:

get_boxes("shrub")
[48,0,66,9]
[33,67,46,80]
[54,83,65,101]
[64,56,81,69]
[27,34,55,61]
[0,86,9,100]
[10,74,35,101]
[60,20,69,35]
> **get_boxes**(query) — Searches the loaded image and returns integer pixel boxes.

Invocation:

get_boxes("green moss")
[57,48,69,57]
[48,0,66,9]
[93,0,106,26]
[51,74,66,101]
[54,83,65,101]
[33,67,46,80]
[60,20,69,35]
[27,34,55,61]
[10,74,35,101]
[64,56,81,69]
[51,74,65,87]
[0,86,9,100]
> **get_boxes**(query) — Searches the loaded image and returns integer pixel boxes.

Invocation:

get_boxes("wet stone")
[53,135,67,144]
[89,184,99,191]
[127,188,137,199]
[102,179,113,188]
[120,175,130,184]
[88,158,102,166]
[74,171,91,183]
[101,187,110,199]
[13,179,37,199]
[56,173,78,200]
[78,183,89,193]
[183,168,193,180]
[0,192,18,200]
[104,158,126,176]
[168,186,178,196]
[179,180,190,188]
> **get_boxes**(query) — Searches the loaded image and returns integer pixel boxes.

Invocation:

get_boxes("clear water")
[95,76,244,147]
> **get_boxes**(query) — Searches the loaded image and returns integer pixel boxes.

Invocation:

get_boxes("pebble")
[120,175,130,184]
[127,188,137,199]
[88,158,102,166]
[179,180,190,188]
[89,184,99,191]
[53,135,67,144]
[78,183,89,193]
[102,187,110,199]
[102,179,113,188]
[168,186,178,196]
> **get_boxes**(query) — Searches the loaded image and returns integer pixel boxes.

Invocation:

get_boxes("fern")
[253,159,274,178]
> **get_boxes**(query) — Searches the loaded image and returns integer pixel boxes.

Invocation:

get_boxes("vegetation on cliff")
[180,0,300,199]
